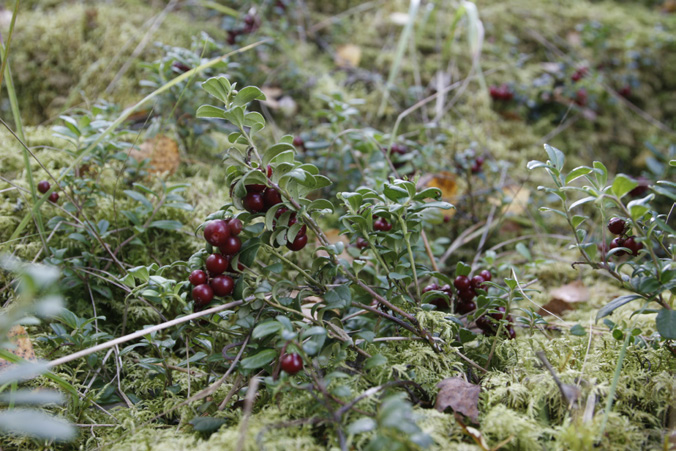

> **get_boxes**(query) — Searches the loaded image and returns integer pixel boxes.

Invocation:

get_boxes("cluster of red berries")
[476,306,516,339]
[227,14,260,45]
[453,269,492,313]
[571,67,588,82]
[189,218,245,307]
[273,207,308,251]
[607,217,643,257]
[280,352,303,375]
[489,84,514,101]
[352,216,392,250]
[37,180,59,203]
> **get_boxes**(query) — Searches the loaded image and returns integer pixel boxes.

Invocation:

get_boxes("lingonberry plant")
[528,144,676,339]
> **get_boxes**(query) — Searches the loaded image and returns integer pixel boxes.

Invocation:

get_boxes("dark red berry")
[48,192,59,203]
[490,306,506,321]
[266,165,273,178]
[286,234,308,251]
[456,301,476,315]
[280,353,303,375]
[454,275,471,291]
[373,217,392,232]
[506,326,516,340]
[429,296,450,311]
[623,236,642,256]
[355,237,368,249]
[479,270,492,282]
[293,136,305,149]
[475,315,493,332]
[227,30,238,45]
[440,284,453,295]
[188,270,208,286]
[172,62,191,73]
[206,253,229,275]
[607,218,626,235]
[275,207,289,219]
[204,220,230,246]
[219,236,242,256]
[458,288,475,302]
[243,192,265,213]
[619,85,631,97]
[390,143,408,155]
[629,178,650,197]
[471,275,485,290]
[246,183,266,193]
[263,188,283,209]
[422,283,440,293]
[210,275,234,297]
[574,88,587,106]
[37,180,50,194]
[229,218,244,236]
[192,284,214,307]
[609,237,626,256]
[287,215,307,237]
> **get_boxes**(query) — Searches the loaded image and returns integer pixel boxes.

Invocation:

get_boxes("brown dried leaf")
[129,135,180,175]
[539,281,589,316]
[435,377,480,422]
[335,44,361,68]
[0,325,36,369]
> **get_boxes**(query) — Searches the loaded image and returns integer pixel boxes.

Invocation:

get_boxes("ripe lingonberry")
[189,270,208,286]
[48,192,59,203]
[246,183,266,193]
[423,283,440,293]
[206,253,229,275]
[623,236,643,256]
[192,284,214,307]
[287,234,308,251]
[574,88,587,106]
[490,306,506,321]
[293,136,305,151]
[204,220,230,246]
[458,288,475,302]
[229,218,244,236]
[219,236,242,256]
[479,270,492,282]
[607,218,626,235]
[609,237,626,256]
[618,85,631,97]
[287,215,307,237]
[355,237,368,249]
[373,217,392,232]
[629,177,650,197]
[506,326,516,340]
[264,188,283,209]
[280,353,303,375]
[456,300,476,314]
[243,192,265,213]
[475,315,493,332]
[37,180,50,194]
[210,275,234,297]
[454,275,471,291]
[471,275,485,290]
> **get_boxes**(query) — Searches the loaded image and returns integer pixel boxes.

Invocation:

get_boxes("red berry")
[619,85,631,97]
[275,207,289,219]
[172,62,191,73]
[490,306,506,321]
[607,218,626,235]
[287,215,307,237]
[440,284,452,295]
[355,237,368,249]
[293,136,304,149]
[456,300,476,314]
[506,326,516,340]
[246,183,266,193]
[204,220,230,246]
[391,143,408,155]
[219,236,242,255]
[458,288,475,302]
[192,284,214,307]
[475,315,493,332]
[454,275,471,291]
[422,283,440,293]
[609,237,626,256]
[471,162,482,174]
[48,192,59,203]
[206,253,229,275]
[574,88,587,106]
[266,165,273,178]
[429,296,450,311]
[188,270,208,286]
[623,236,642,256]
[287,234,308,251]
[373,217,392,232]
[229,218,244,236]
[280,353,303,375]
[629,178,650,197]
[471,275,485,290]
[243,192,265,213]
[210,275,234,297]
[263,188,283,209]
[489,85,500,100]
[479,270,492,282]
[37,180,50,194]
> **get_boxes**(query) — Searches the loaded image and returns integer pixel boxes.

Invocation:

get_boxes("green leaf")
[348,417,376,435]
[570,324,587,336]
[232,86,266,107]
[596,295,643,321]
[0,361,49,385]
[627,195,654,220]
[252,321,282,339]
[189,417,226,433]
[544,144,565,170]
[244,112,265,132]
[202,76,232,103]
[364,353,387,369]
[240,349,278,369]
[196,105,226,119]
[656,309,676,339]
[124,190,153,210]
[565,166,593,185]
[0,389,64,406]
[569,196,596,209]
[526,160,549,170]
[455,261,471,277]
[263,143,295,167]
[149,220,183,231]
[611,174,638,199]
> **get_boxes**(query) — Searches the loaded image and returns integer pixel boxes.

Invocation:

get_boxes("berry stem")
[399,217,421,302]
[264,244,323,288]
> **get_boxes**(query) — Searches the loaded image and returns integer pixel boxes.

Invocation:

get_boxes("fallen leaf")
[539,281,589,316]
[499,185,530,216]
[435,377,480,422]
[129,135,180,175]
[0,326,36,369]
[260,86,284,109]
[335,44,361,68]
